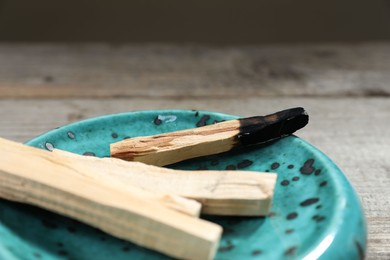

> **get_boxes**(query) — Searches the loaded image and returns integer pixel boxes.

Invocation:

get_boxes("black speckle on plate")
[218,240,234,252]
[355,240,365,260]
[237,159,253,169]
[271,162,280,170]
[300,159,315,175]
[83,152,96,156]
[320,181,328,187]
[281,180,290,186]
[286,212,298,220]
[312,215,326,222]
[284,246,297,256]
[285,229,294,234]
[67,131,75,139]
[251,249,262,256]
[300,198,320,207]
[196,115,210,127]
[153,116,162,125]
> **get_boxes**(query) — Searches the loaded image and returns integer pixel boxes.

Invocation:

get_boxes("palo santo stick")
[111,107,308,166]
[0,137,276,217]
[0,137,220,260]
[56,150,277,216]
[50,150,201,217]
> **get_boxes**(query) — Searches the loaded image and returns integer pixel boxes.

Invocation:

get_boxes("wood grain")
[0,43,390,98]
[0,97,388,259]
[110,119,241,166]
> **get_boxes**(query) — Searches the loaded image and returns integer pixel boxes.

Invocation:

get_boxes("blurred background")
[0,0,390,44]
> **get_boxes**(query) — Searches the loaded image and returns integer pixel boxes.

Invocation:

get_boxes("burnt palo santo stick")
[110,107,308,166]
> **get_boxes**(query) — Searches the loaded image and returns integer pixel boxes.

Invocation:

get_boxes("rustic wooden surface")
[0,44,389,259]
[0,43,390,98]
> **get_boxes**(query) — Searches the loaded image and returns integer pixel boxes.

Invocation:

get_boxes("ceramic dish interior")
[0,110,366,259]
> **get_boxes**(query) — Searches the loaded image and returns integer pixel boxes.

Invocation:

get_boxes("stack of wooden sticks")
[0,107,308,259]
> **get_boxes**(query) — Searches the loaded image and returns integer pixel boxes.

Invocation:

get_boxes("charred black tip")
[237,107,309,146]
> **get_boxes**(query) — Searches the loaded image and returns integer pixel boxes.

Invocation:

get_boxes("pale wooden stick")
[1,137,276,218]
[50,149,202,217]
[56,149,277,216]
[111,107,308,166]
[0,137,221,260]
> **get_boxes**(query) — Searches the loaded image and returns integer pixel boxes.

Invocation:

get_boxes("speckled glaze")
[0,110,366,260]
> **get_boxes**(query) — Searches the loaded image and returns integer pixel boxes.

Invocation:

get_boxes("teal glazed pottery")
[0,110,366,259]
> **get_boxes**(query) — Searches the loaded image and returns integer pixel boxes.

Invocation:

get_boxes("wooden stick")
[1,137,276,217]
[110,107,308,166]
[0,137,221,260]
[47,147,276,216]
[0,135,277,256]
[56,150,276,216]
[50,149,202,217]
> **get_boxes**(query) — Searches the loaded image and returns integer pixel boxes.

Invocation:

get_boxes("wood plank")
[0,43,390,98]
[0,97,388,259]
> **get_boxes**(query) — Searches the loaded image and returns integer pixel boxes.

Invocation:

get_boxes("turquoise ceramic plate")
[0,110,366,259]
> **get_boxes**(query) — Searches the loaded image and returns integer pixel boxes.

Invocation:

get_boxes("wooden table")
[0,43,389,259]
